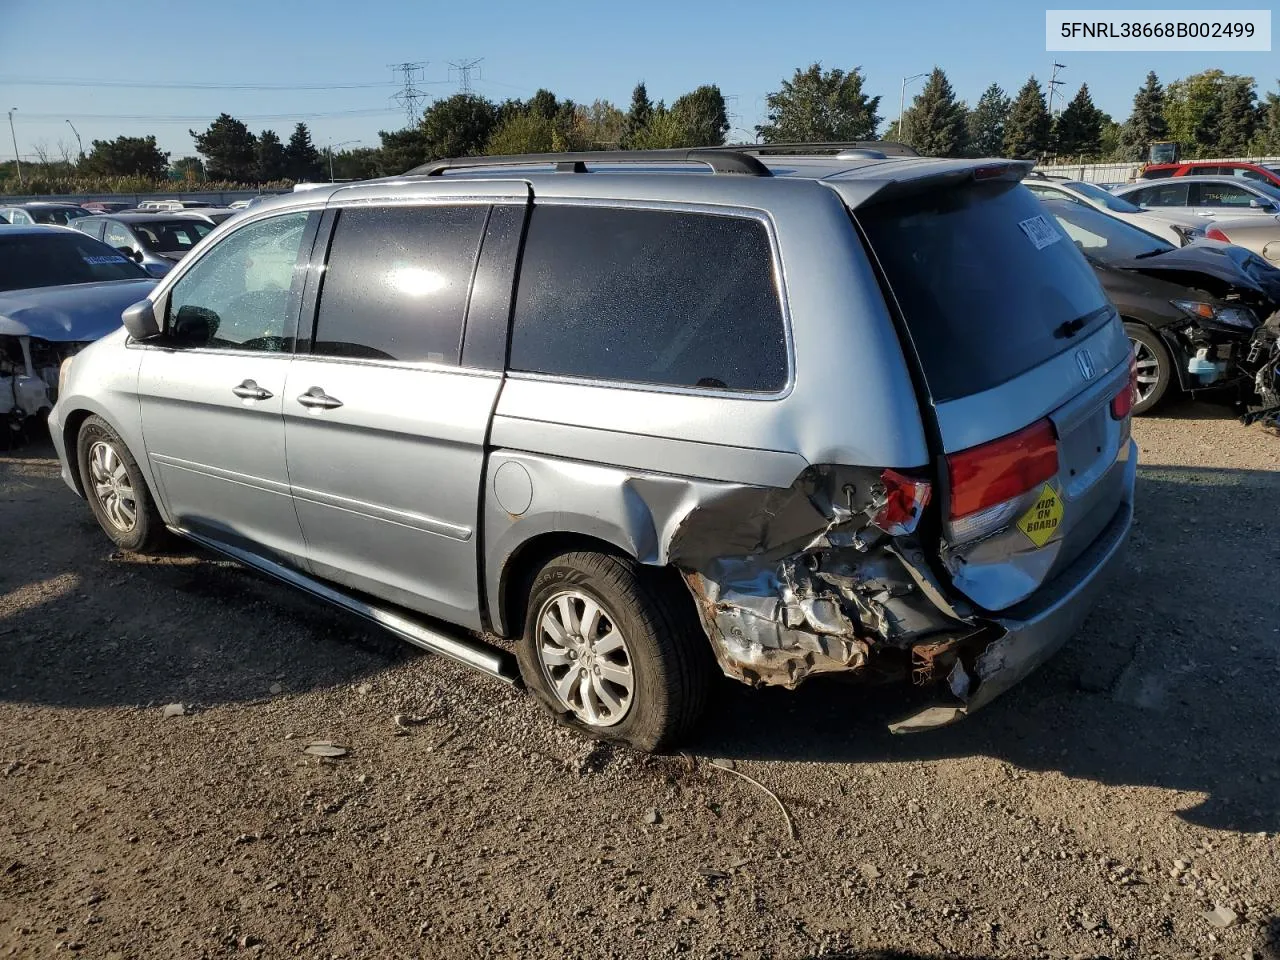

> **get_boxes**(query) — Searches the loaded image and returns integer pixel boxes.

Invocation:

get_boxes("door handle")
[232,379,273,401]
[297,386,343,410]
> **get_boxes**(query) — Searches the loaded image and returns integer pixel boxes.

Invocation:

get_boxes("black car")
[1040,198,1280,414]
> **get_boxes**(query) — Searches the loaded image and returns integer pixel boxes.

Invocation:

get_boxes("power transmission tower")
[1047,62,1067,115]
[449,58,483,95]
[388,60,429,125]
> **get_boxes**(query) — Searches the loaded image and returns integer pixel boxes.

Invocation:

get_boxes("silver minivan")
[48,147,1137,750]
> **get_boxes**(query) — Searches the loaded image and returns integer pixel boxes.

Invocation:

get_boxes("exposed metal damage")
[1,334,85,445]
[669,465,984,694]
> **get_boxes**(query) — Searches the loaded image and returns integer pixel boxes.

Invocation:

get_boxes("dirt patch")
[2,402,1278,959]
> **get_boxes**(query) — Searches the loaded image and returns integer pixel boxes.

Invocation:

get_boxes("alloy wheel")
[1130,336,1162,405]
[536,590,635,727]
[88,441,138,532]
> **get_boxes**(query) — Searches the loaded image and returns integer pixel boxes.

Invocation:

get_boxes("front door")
[283,200,507,629]
[137,209,316,566]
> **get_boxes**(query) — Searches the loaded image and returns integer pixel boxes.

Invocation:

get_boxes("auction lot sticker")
[1017,485,1063,548]
[1046,9,1271,51]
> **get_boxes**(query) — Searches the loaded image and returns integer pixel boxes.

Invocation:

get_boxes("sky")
[1,0,1276,163]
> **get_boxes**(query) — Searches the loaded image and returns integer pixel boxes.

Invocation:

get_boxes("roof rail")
[709,141,920,158]
[408,149,772,178]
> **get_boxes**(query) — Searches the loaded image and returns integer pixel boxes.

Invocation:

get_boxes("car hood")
[1109,241,1280,303]
[0,278,157,341]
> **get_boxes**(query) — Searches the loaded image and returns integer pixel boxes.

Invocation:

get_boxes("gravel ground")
[1,400,1278,960]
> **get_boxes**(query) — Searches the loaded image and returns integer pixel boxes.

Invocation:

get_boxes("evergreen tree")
[420,94,498,160]
[966,83,1010,157]
[80,135,170,179]
[902,67,967,157]
[623,82,654,148]
[1002,76,1051,160]
[284,123,323,181]
[189,114,258,181]
[1053,83,1105,158]
[1117,72,1169,161]
[757,63,881,142]
[254,129,287,182]
[1213,76,1257,156]
[1255,89,1280,153]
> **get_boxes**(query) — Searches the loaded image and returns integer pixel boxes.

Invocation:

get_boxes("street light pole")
[898,73,928,144]
[66,119,84,161]
[327,139,357,182]
[7,108,21,187]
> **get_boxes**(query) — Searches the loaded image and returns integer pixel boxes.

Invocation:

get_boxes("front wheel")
[76,415,169,553]
[1125,322,1174,415]
[515,551,712,752]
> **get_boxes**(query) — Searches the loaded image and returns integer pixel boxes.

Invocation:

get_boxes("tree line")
[3,64,1279,193]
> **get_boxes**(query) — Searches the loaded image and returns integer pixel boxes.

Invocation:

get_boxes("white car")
[1024,176,1205,246]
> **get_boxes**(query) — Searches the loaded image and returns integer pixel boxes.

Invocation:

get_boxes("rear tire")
[515,551,712,752]
[1125,322,1174,415]
[76,415,169,553]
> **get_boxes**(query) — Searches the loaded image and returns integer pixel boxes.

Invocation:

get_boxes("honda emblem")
[1076,349,1096,381]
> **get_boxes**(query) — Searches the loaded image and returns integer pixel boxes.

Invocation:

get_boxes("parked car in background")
[136,199,214,212]
[1024,174,1205,245]
[1040,197,1280,414]
[1114,176,1280,220]
[227,199,253,210]
[176,208,239,226]
[0,202,91,226]
[1138,160,1280,189]
[1197,215,1280,265]
[81,201,135,214]
[73,212,214,278]
[49,147,1137,750]
[1,226,154,443]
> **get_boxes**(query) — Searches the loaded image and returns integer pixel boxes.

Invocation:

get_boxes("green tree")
[1099,119,1124,160]
[420,94,498,161]
[171,156,205,182]
[1254,86,1280,153]
[190,114,258,181]
[623,82,654,148]
[576,100,626,149]
[80,135,170,179]
[1002,76,1051,160]
[1212,76,1257,156]
[966,83,1010,156]
[1117,72,1169,161]
[487,111,557,155]
[254,129,287,181]
[626,103,689,149]
[283,122,323,181]
[902,67,967,157]
[330,147,382,180]
[377,127,428,173]
[1053,83,1105,159]
[757,63,881,142]
[670,84,730,146]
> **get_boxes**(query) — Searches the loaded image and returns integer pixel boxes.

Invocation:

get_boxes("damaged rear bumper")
[889,443,1136,732]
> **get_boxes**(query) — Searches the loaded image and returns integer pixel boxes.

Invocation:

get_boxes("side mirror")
[121,299,161,341]
[1248,198,1278,211]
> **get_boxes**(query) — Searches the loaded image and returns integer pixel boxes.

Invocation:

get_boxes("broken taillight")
[1111,352,1138,420]
[946,419,1058,542]
[1204,226,1231,243]
[870,469,932,537]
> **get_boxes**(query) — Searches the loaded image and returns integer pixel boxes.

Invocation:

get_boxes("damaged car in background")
[51,147,1136,749]
[1040,197,1280,415]
[1,226,154,446]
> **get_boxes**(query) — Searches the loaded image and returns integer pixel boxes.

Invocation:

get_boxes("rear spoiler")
[826,159,1035,210]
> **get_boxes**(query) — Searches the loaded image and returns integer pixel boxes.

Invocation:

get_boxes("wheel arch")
[1122,316,1191,392]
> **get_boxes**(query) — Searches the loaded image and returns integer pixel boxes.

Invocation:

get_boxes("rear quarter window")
[509,205,787,393]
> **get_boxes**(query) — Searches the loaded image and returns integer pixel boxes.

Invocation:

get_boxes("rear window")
[0,232,149,291]
[510,205,787,392]
[857,180,1110,402]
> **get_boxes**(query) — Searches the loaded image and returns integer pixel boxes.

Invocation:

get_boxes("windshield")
[857,180,1111,401]
[1042,198,1175,263]
[0,232,150,291]
[29,206,90,225]
[131,219,212,253]
[1066,180,1144,214]
[1248,180,1280,202]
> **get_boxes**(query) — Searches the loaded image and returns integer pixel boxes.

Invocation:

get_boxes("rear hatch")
[844,170,1134,611]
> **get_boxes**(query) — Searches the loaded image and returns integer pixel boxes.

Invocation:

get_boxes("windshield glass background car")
[0,233,150,291]
[1066,181,1144,214]
[1043,199,1175,262]
[130,220,212,252]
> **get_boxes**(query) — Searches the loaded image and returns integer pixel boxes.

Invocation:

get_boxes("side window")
[1140,182,1190,207]
[103,221,133,250]
[9,210,31,225]
[1239,168,1267,182]
[509,205,787,392]
[1193,183,1253,207]
[310,205,486,364]
[166,211,310,352]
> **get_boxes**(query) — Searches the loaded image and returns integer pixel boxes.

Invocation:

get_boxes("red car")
[1139,160,1280,188]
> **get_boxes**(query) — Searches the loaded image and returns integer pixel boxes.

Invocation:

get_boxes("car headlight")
[1171,299,1259,330]
[58,356,74,398]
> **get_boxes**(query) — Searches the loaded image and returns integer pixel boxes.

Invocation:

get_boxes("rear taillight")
[946,420,1058,540]
[870,469,932,537]
[1204,227,1230,242]
[1111,352,1138,419]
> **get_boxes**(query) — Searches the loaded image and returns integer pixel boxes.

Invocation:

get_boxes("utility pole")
[898,73,927,143]
[65,119,83,161]
[1047,62,1067,116]
[449,58,483,95]
[327,139,357,182]
[7,108,21,187]
[388,61,429,126]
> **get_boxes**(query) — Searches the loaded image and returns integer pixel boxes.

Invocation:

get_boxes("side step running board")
[173,527,520,684]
